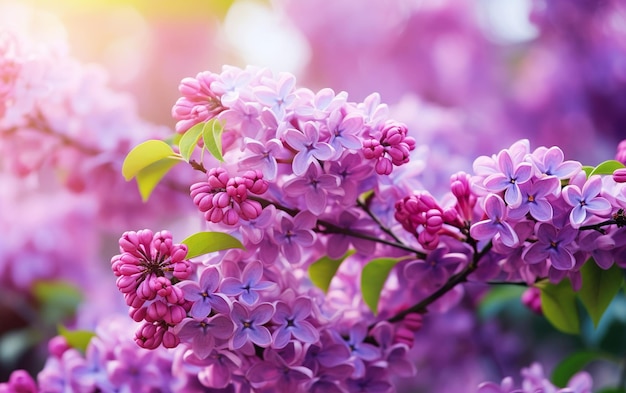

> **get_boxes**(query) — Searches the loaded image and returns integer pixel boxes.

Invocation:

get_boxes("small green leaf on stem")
[181,231,245,259]
[122,140,179,181]
[309,250,355,293]
[178,122,205,162]
[135,156,180,202]
[578,260,623,327]
[361,257,403,315]
[589,160,626,177]
[539,279,580,335]
[203,119,225,162]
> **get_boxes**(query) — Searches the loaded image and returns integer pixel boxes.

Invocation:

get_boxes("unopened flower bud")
[613,168,626,183]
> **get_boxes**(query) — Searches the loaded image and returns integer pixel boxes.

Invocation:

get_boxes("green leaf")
[135,156,180,202]
[58,325,96,353]
[539,279,580,335]
[578,260,623,327]
[203,119,225,162]
[178,122,205,162]
[309,250,355,293]
[122,140,179,181]
[597,388,626,393]
[589,160,625,177]
[32,280,83,325]
[551,350,604,387]
[361,257,403,315]
[181,231,245,259]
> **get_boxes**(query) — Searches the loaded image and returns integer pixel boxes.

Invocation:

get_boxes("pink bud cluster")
[110,229,192,349]
[394,191,463,250]
[363,120,416,175]
[190,168,269,225]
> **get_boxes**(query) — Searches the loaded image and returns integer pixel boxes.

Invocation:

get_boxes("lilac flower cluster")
[108,227,421,392]
[10,61,626,390]
[466,140,625,286]
[175,65,416,228]
[104,68,626,391]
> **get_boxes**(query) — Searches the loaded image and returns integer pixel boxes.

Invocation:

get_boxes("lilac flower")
[295,87,348,120]
[1,370,37,393]
[326,109,364,156]
[345,365,392,393]
[403,246,467,291]
[230,301,274,349]
[483,149,533,208]
[184,349,242,390]
[476,377,516,393]
[254,72,296,119]
[271,297,320,348]
[562,175,612,228]
[470,194,519,247]
[522,223,578,270]
[578,231,617,269]
[324,210,376,259]
[106,346,162,392]
[217,100,262,137]
[340,323,381,378]
[211,65,254,107]
[508,176,560,222]
[246,348,314,391]
[175,314,235,359]
[239,204,277,245]
[239,137,288,181]
[370,322,416,378]
[303,332,352,374]
[326,152,374,204]
[284,122,335,175]
[530,145,582,180]
[220,260,276,305]
[283,164,341,215]
[177,266,231,318]
[272,211,317,263]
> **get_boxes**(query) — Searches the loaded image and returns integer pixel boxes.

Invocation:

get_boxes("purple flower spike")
[177,266,231,318]
[230,301,274,349]
[221,260,276,305]
[271,297,320,348]
[563,175,612,228]
[522,223,578,270]
[484,149,533,208]
[470,194,519,247]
